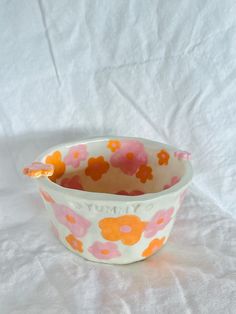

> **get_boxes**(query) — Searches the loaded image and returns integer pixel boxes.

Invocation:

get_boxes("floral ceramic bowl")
[24,136,193,264]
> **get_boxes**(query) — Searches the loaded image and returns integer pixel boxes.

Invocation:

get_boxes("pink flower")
[110,140,148,175]
[52,203,91,238]
[174,150,191,161]
[144,208,174,238]
[60,175,83,190]
[88,241,121,260]
[163,176,180,190]
[64,144,88,168]
[40,188,55,203]
[116,190,144,196]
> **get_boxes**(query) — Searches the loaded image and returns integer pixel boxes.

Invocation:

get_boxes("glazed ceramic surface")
[36,136,193,264]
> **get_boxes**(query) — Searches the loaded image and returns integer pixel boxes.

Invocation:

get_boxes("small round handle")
[23,162,54,178]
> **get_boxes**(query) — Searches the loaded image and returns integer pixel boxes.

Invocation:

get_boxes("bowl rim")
[36,136,193,203]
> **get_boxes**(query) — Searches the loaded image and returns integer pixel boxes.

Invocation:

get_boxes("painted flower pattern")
[136,164,153,183]
[52,203,91,238]
[110,140,148,176]
[107,140,121,152]
[99,215,146,245]
[85,156,110,181]
[163,176,180,190]
[60,175,83,190]
[142,237,166,257]
[157,149,170,166]
[88,241,120,260]
[144,208,174,238]
[116,190,144,196]
[40,189,55,203]
[66,234,83,252]
[45,151,65,182]
[64,144,88,168]
[174,150,191,161]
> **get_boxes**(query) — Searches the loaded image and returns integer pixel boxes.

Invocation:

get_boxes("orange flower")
[45,151,65,182]
[136,164,153,183]
[107,140,121,152]
[157,149,170,166]
[142,237,165,257]
[85,156,110,181]
[66,234,83,252]
[99,215,146,246]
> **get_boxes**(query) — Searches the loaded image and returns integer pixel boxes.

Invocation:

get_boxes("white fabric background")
[0,0,236,313]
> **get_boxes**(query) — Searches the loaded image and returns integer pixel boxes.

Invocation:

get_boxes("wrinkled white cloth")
[0,0,236,313]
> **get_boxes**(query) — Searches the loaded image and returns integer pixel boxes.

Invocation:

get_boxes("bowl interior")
[41,138,186,196]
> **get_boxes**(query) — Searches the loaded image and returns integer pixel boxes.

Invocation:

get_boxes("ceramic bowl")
[30,136,193,264]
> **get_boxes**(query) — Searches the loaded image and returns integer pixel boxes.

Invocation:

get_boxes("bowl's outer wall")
[38,182,189,264]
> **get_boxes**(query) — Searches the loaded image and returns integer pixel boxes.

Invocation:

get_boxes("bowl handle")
[174,151,191,160]
[22,162,54,178]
